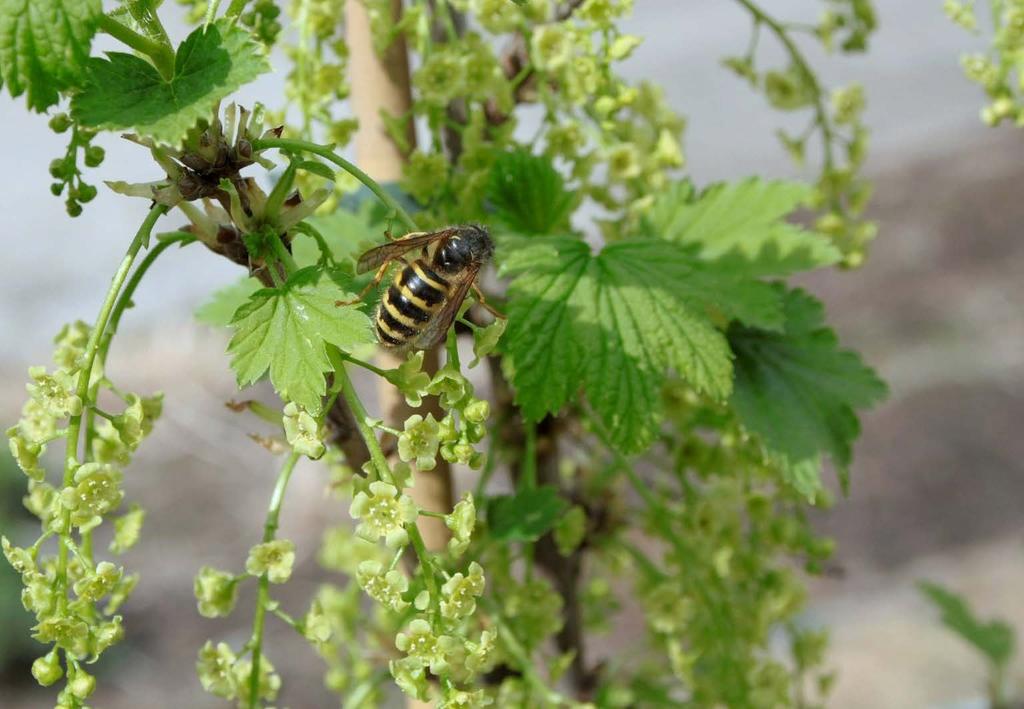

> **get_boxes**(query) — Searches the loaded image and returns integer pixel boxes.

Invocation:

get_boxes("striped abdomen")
[376,259,450,347]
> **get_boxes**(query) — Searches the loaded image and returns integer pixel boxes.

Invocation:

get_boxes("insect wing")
[356,229,457,274]
[411,264,481,350]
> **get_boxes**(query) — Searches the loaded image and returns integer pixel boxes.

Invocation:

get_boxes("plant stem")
[248,451,301,708]
[96,15,175,81]
[332,355,443,617]
[98,233,194,366]
[250,138,419,233]
[732,0,842,211]
[56,204,168,607]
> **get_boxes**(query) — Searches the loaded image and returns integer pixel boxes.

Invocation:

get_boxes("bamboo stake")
[343,10,454,709]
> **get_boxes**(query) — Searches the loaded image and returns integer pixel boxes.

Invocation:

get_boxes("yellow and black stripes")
[375,260,450,348]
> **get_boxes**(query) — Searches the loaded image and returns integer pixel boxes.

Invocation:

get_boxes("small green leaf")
[646,178,840,276]
[298,159,336,181]
[488,486,568,542]
[195,277,262,328]
[502,236,736,453]
[71,20,269,145]
[227,275,374,412]
[487,150,576,235]
[729,286,887,495]
[0,0,101,111]
[919,581,1016,668]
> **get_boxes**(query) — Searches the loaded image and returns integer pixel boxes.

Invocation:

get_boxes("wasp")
[340,225,499,351]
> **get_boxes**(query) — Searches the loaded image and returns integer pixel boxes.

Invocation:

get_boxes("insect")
[341,224,499,350]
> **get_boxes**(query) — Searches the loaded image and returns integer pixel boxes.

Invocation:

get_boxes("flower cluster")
[3,322,161,702]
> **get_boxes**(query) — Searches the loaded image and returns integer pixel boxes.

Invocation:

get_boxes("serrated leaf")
[0,0,100,111]
[646,178,840,276]
[487,150,576,235]
[195,276,262,327]
[71,20,268,145]
[488,486,568,542]
[919,581,1016,667]
[729,286,887,496]
[502,236,735,453]
[227,275,373,412]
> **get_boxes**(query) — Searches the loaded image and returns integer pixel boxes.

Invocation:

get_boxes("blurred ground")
[2,1,1023,707]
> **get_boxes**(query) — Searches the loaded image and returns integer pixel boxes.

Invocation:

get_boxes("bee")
[341,225,499,350]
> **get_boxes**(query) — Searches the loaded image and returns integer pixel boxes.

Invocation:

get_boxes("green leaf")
[0,0,100,111]
[227,274,373,412]
[728,287,887,497]
[919,581,1016,667]
[487,150,576,235]
[502,236,735,453]
[195,276,261,328]
[646,178,840,276]
[488,486,568,542]
[71,20,269,145]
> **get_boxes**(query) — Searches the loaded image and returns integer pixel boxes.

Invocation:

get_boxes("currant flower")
[440,687,495,708]
[67,666,96,700]
[531,23,573,70]
[349,481,418,548]
[111,394,146,450]
[427,362,472,410]
[27,366,82,419]
[246,539,296,583]
[445,493,476,556]
[109,505,145,554]
[398,414,441,471]
[469,318,506,368]
[303,597,333,644]
[60,463,124,527]
[390,656,429,701]
[440,561,485,620]
[31,650,63,686]
[464,628,497,675]
[232,655,282,705]
[463,399,490,425]
[197,641,238,699]
[384,351,432,407]
[414,50,467,108]
[194,567,240,617]
[33,615,90,658]
[17,397,58,444]
[52,321,90,370]
[472,0,520,33]
[73,561,122,602]
[395,618,459,675]
[606,142,642,181]
[356,559,410,611]
[282,402,326,459]
[8,427,45,481]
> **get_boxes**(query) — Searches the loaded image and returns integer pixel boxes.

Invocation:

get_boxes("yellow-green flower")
[349,481,418,548]
[245,539,296,584]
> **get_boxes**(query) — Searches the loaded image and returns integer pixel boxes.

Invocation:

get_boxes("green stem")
[225,0,250,20]
[98,233,194,366]
[268,234,300,276]
[251,138,419,233]
[248,451,301,708]
[96,15,175,81]
[56,204,167,605]
[733,0,841,210]
[125,0,173,48]
[332,354,443,618]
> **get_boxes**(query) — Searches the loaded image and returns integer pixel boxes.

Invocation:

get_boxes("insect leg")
[335,262,390,306]
[471,283,505,319]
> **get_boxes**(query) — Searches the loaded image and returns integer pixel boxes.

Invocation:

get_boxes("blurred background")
[1,1,1023,706]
